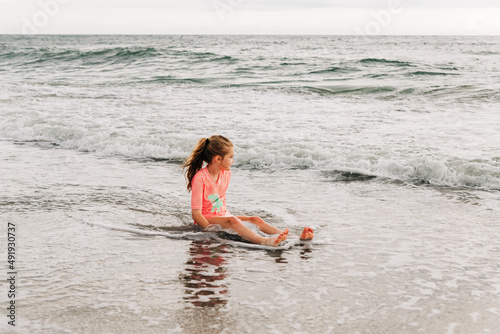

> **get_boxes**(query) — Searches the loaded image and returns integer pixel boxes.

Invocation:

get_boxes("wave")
[2,46,158,62]
[409,71,459,76]
[289,84,500,101]
[280,62,307,66]
[468,51,500,56]
[303,85,397,96]
[358,58,413,67]
[308,66,360,75]
[321,159,500,191]
[0,46,236,68]
[140,76,220,85]
[3,126,498,192]
[1,36,497,103]
[322,170,378,182]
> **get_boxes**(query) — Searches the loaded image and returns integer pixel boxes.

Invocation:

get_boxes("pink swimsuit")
[191,167,231,218]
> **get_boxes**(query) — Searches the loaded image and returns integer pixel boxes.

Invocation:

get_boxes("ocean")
[0,35,499,333]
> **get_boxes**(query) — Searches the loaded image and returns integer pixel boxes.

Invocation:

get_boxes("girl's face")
[220,147,234,171]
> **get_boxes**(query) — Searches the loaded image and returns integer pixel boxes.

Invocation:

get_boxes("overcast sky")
[2,0,500,35]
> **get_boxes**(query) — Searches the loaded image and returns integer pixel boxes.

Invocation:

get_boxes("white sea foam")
[1,84,498,191]
[88,220,300,250]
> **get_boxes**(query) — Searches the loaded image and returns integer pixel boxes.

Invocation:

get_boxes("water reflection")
[265,250,288,263]
[300,245,314,260]
[180,238,315,306]
[180,240,230,307]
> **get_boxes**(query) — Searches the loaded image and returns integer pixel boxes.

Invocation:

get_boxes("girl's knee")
[249,216,263,224]
[226,216,242,227]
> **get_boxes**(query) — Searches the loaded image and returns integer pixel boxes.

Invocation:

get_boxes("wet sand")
[1,141,499,333]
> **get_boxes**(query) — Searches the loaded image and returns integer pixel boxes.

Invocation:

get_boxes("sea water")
[0,35,499,333]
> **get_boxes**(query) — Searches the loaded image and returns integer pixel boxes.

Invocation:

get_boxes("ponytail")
[182,135,233,191]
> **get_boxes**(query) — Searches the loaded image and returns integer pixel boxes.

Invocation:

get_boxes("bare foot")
[300,227,314,240]
[266,228,288,246]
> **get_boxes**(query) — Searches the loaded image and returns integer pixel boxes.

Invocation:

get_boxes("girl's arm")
[192,209,210,229]
[190,174,208,228]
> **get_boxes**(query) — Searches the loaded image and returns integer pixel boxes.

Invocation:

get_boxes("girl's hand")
[192,209,210,229]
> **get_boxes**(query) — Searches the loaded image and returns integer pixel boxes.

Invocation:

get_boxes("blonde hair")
[182,135,233,191]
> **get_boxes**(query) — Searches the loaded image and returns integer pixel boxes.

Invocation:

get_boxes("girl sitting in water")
[183,135,313,246]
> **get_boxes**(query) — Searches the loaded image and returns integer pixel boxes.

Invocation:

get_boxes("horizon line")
[1,33,500,37]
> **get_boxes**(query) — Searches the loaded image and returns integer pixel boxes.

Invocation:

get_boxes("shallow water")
[1,140,499,333]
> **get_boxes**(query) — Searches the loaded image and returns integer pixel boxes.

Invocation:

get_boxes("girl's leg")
[236,216,283,235]
[206,216,288,246]
[238,216,314,240]
[300,227,314,240]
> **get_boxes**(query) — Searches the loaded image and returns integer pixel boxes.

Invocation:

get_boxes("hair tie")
[204,138,210,149]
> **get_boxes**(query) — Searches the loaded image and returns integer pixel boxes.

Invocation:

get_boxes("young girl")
[183,135,314,246]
